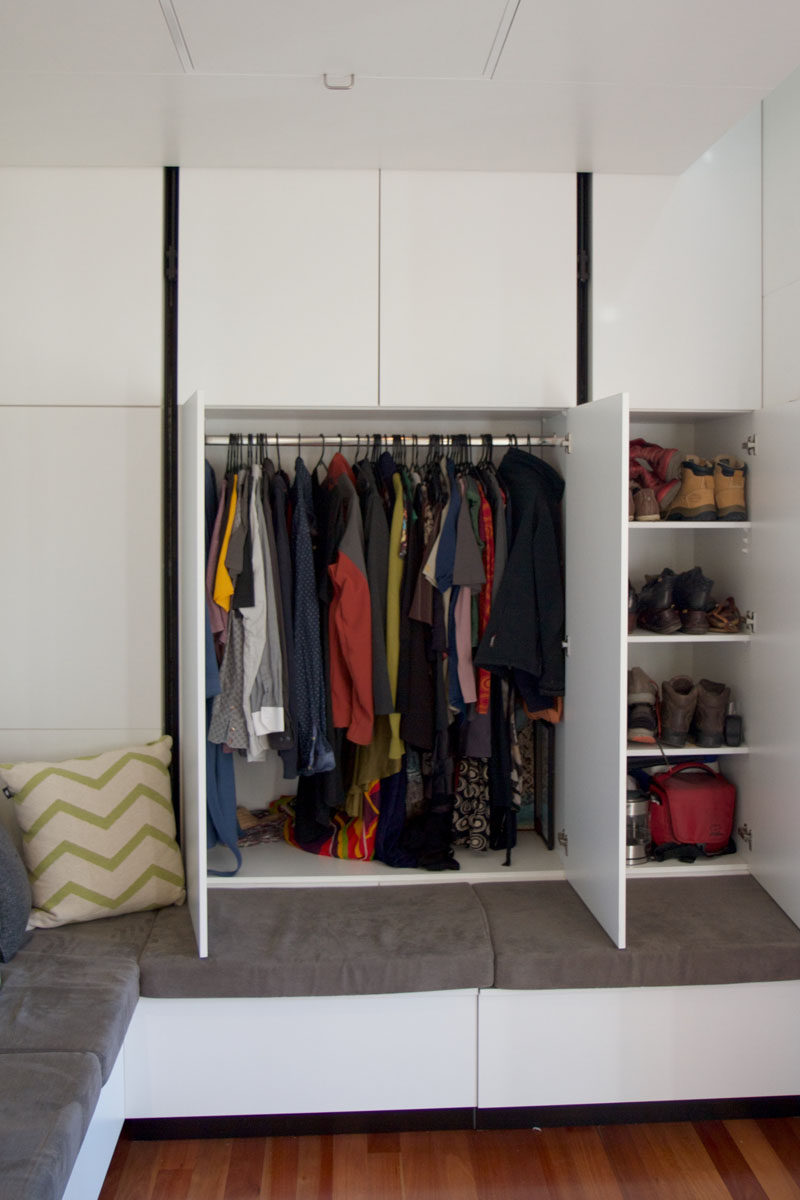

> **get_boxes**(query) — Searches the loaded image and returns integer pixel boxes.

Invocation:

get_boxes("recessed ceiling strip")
[158,0,195,73]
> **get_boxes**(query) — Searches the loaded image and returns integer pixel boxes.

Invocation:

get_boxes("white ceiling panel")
[171,0,511,78]
[0,70,765,173]
[0,0,181,73]
[495,0,800,89]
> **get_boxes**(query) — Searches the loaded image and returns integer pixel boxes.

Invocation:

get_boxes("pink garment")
[454,585,477,705]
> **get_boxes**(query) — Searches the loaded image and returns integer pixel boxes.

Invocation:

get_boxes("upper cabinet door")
[379,172,576,409]
[593,107,762,412]
[179,170,379,409]
[0,169,162,407]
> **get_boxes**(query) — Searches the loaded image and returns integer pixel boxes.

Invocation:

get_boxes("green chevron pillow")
[0,736,185,929]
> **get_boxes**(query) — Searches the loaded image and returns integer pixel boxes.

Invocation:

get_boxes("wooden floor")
[98,1118,800,1200]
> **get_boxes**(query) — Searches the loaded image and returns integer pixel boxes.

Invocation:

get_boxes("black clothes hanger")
[314,433,326,473]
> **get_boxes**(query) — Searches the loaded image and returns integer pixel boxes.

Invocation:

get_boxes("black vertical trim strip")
[577,172,592,405]
[163,166,180,821]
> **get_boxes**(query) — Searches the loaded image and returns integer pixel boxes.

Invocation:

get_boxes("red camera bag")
[648,761,736,859]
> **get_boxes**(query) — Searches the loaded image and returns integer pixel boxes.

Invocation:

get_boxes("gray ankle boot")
[693,678,731,747]
[660,676,698,747]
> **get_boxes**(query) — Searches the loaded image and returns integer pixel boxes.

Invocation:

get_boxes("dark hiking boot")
[628,580,638,632]
[628,668,659,744]
[660,676,698,746]
[665,456,716,521]
[692,678,731,747]
[637,571,681,634]
[713,455,748,521]
[673,566,715,634]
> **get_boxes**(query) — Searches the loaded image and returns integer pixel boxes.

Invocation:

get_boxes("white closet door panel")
[379,172,575,409]
[178,170,379,409]
[745,400,800,929]
[764,282,800,410]
[0,406,161,731]
[125,992,478,1116]
[0,169,162,406]
[763,65,800,298]
[178,392,208,958]
[479,982,800,1107]
[593,108,761,411]
[561,395,627,947]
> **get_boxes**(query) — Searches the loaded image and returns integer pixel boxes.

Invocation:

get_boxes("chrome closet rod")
[204,433,570,449]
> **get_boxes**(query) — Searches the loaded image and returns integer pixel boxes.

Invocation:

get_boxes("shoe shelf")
[628,631,751,644]
[628,521,751,532]
[626,743,749,758]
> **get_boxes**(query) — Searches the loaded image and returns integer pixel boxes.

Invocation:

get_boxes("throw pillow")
[0,736,185,929]
[0,821,32,959]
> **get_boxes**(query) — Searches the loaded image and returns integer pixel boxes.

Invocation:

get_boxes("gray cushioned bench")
[0,911,158,1200]
[139,883,496,997]
[473,875,800,989]
[4,874,800,1199]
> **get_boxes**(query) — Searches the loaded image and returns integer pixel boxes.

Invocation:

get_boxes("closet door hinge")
[561,635,571,656]
[557,829,568,856]
[741,433,757,457]
[744,610,756,634]
[737,823,753,851]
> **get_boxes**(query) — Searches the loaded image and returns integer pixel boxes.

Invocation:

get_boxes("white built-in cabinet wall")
[178,169,577,410]
[0,169,164,813]
[593,107,762,411]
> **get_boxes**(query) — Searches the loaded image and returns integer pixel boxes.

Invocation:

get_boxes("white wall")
[0,169,163,810]
[763,65,800,408]
[593,107,762,411]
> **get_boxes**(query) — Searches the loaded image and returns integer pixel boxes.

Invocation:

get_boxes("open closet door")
[561,394,628,948]
[743,398,800,929]
[178,391,208,957]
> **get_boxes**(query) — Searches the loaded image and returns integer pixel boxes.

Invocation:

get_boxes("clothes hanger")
[313,433,326,473]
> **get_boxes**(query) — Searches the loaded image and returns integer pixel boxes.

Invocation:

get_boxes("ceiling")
[1,0,800,172]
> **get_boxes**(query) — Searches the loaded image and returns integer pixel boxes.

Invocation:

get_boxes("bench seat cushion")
[474,876,800,990]
[140,883,495,997]
[18,909,157,964]
[0,953,139,1082]
[0,1051,101,1200]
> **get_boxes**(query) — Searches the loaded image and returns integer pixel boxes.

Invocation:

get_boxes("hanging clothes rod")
[204,432,572,451]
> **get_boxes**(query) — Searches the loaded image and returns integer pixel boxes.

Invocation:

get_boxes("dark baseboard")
[124,1108,475,1140]
[124,1095,800,1141]
[476,1095,800,1129]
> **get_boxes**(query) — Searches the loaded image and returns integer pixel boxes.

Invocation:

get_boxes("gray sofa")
[3,874,800,1200]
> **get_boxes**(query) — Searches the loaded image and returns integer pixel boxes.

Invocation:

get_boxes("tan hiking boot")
[713,455,747,521]
[665,455,716,522]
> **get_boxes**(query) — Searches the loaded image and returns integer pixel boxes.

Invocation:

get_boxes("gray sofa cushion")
[140,883,495,997]
[19,909,157,964]
[0,953,139,1082]
[0,822,31,962]
[475,876,800,989]
[0,1051,101,1200]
